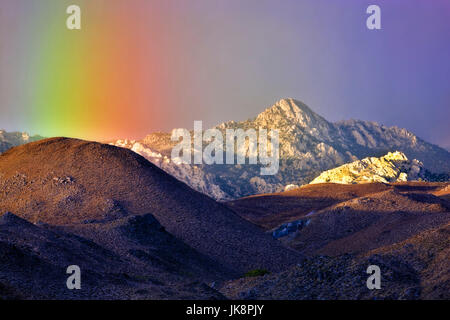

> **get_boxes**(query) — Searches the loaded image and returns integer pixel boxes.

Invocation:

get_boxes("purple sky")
[0,0,449,148]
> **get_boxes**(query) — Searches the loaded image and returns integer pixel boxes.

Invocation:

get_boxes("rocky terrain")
[309,151,425,184]
[222,182,450,299]
[0,138,448,300]
[0,211,226,300]
[221,220,450,300]
[0,138,300,299]
[220,226,450,300]
[111,98,450,200]
[1,102,449,300]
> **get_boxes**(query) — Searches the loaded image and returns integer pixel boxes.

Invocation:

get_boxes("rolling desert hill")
[221,182,450,299]
[287,188,450,256]
[220,222,450,300]
[0,137,300,276]
[227,183,395,230]
[227,182,450,255]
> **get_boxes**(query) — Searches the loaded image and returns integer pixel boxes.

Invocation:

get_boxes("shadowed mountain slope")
[0,211,225,299]
[0,138,300,274]
[227,182,449,231]
[227,183,394,230]
[220,222,450,300]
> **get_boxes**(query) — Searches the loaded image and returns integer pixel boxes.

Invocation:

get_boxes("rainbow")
[22,1,168,141]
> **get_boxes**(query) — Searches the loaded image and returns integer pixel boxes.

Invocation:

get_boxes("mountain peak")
[214,98,325,133]
[255,98,333,140]
[256,98,328,127]
[276,98,309,110]
[261,98,312,117]
[112,98,449,200]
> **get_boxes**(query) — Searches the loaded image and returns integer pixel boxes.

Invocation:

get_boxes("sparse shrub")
[243,269,270,278]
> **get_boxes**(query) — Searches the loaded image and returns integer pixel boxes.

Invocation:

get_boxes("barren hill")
[227,181,450,258]
[0,138,300,275]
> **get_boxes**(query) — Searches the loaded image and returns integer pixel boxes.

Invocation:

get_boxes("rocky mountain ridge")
[111,98,450,200]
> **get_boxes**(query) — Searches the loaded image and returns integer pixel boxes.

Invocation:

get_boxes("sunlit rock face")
[112,99,450,200]
[309,151,425,184]
[284,184,300,192]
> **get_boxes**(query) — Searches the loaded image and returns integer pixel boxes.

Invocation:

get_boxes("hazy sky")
[0,0,449,148]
